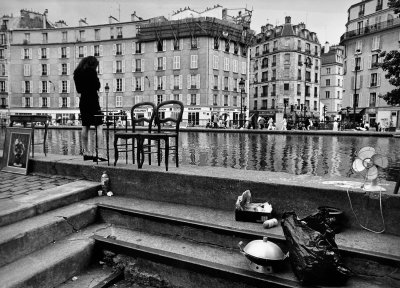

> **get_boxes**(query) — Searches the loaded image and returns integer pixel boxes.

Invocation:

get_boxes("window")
[24,33,30,43]
[326,68,331,74]
[95,29,100,41]
[117,27,123,38]
[135,59,142,72]
[136,42,142,53]
[284,53,290,64]
[326,79,330,86]
[62,31,67,42]
[262,57,268,68]
[173,75,180,90]
[42,64,48,76]
[261,71,268,82]
[116,79,123,92]
[173,56,180,70]
[190,55,198,69]
[41,48,47,59]
[255,46,259,56]
[315,73,318,83]
[354,94,359,107]
[24,64,31,77]
[41,81,48,93]
[272,69,276,80]
[188,112,199,125]
[284,83,289,91]
[116,60,122,73]
[224,58,230,71]
[116,96,122,107]
[297,83,301,95]
[62,80,68,93]
[234,42,239,54]
[0,49,4,59]
[24,81,30,93]
[79,30,85,41]
[370,73,378,86]
[337,79,341,86]
[79,46,84,58]
[284,67,289,78]
[213,94,218,105]
[42,33,48,44]
[370,92,376,107]
[213,55,219,69]
[306,71,311,81]
[225,40,230,53]
[314,46,318,56]
[25,97,31,107]
[273,40,278,50]
[262,86,268,96]
[157,57,163,70]
[62,97,68,107]
[355,57,361,70]
[191,94,197,105]
[116,43,122,55]
[233,59,238,73]
[213,75,218,89]
[157,40,165,52]
[94,45,100,57]
[0,64,5,76]
[61,47,67,58]
[173,39,181,50]
[224,77,228,90]
[305,43,311,53]
[135,77,142,90]
[190,75,197,89]
[337,91,341,99]
[297,69,302,80]
[314,87,318,97]
[41,97,48,107]
[61,63,68,75]
[191,37,198,49]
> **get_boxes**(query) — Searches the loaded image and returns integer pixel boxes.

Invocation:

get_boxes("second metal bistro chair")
[113,102,156,166]
[137,100,184,171]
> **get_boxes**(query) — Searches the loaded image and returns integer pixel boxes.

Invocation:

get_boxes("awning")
[346,108,366,115]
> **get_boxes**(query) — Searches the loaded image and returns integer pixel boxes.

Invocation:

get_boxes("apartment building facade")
[340,0,400,128]
[320,44,344,120]
[250,16,321,121]
[3,7,251,126]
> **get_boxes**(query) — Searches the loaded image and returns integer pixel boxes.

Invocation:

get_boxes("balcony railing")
[261,78,268,82]
[271,77,276,81]
[371,62,380,69]
[297,47,302,51]
[376,4,382,11]
[305,49,311,54]
[341,17,400,43]
[255,52,260,56]
[273,47,277,51]
[271,92,276,96]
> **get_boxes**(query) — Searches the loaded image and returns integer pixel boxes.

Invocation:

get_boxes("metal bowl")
[238,237,286,266]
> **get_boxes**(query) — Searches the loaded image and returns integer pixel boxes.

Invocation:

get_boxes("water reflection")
[1,128,399,182]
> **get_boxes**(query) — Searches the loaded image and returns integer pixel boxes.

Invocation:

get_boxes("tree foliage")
[388,0,400,14]
[379,50,400,105]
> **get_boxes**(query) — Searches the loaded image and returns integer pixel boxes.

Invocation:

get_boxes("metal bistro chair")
[113,102,156,166]
[137,100,184,171]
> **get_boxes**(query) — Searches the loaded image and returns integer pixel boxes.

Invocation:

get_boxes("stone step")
[92,196,400,287]
[0,180,100,227]
[0,223,110,288]
[92,226,389,288]
[56,264,123,288]
[0,201,97,268]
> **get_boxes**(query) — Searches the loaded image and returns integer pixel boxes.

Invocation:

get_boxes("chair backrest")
[155,100,184,133]
[130,102,156,132]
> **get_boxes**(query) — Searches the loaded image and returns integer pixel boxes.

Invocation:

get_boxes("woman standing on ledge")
[73,56,106,161]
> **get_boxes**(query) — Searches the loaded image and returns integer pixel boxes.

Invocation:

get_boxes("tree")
[379,50,400,106]
[388,0,400,14]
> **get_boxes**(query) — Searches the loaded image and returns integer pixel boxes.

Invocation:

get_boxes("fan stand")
[362,178,386,192]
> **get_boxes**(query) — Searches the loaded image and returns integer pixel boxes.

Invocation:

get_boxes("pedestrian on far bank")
[73,56,106,162]
[281,117,287,131]
[332,119,339,131]
[258,115,265,129]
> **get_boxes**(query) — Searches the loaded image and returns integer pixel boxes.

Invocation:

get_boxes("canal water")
[1,128,399,182]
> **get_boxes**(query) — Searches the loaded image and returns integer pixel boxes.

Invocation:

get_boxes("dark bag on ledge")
[281,212,351,285]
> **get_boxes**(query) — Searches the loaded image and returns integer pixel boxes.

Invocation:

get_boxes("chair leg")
[165,138,169,171]
[137,137,144,168]
[175,137,179,168]
[148,139,152,166]
[132,138,135,164]
[157,139,161,166]
[113,137,119,166]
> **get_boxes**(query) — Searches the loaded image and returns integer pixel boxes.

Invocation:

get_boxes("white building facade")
[340,0,400,129]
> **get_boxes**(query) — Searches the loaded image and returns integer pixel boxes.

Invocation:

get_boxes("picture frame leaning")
[1,128,32,175]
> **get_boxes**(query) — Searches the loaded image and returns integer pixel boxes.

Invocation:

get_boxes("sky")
[2,0,361,45]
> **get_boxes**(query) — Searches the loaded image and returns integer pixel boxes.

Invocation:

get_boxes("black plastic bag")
[281,212,351,285]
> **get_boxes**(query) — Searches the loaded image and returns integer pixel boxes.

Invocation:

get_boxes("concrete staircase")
[0,180,118,288]
[1,155,399,287]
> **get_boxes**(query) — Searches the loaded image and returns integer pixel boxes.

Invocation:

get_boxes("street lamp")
[239,78,245,128]
[104,83,110,164]
[353,49,360,127]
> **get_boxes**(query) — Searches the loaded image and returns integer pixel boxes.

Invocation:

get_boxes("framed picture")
[1,128,32,175]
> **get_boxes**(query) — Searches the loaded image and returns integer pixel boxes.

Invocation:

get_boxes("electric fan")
[352,146,389,191]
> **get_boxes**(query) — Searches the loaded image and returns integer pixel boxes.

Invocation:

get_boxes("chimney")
[285,16,291,24]
[324,41,330,53]
[43,9,48,29]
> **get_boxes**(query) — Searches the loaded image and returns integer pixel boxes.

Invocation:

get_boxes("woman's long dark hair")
[74,56,98,75]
